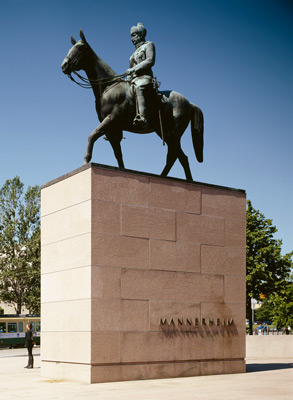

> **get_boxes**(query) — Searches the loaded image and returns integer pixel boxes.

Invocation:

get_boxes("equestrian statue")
[61,24,204,181]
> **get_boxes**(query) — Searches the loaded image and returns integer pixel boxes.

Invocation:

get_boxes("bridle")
[64,42,127,90]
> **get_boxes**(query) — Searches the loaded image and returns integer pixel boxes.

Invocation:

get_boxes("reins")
[68,71,127,89]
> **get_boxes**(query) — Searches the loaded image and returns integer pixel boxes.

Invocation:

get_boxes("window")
[19,322,23,332]
[0,322,6,333]
[8,323,17,333]
[31,322,35,332]
[36,321,41,332]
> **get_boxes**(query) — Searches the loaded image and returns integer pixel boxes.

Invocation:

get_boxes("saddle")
[128,78,166,110]
[128,78,166,142]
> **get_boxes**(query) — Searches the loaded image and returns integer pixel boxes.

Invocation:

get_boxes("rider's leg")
[132,78,152,128]
[134,85,148,127]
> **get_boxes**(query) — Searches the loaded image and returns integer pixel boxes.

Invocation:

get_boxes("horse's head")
[61,30,88,75]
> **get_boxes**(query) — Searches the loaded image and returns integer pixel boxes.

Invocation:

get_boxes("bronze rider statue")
[125,22,155,129]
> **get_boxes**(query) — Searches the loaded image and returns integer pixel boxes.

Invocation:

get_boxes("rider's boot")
[133,86,148,129]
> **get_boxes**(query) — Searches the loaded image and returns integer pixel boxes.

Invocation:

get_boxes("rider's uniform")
[128,41,155,126]
[129,41,155,84]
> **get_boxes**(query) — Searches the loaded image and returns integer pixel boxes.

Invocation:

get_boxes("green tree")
[246,200,292,334]
[254,299,274,322]
[0,177,40,314]
[268,275,293,333]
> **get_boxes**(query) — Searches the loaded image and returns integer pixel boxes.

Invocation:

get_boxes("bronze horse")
[61,30,204,180]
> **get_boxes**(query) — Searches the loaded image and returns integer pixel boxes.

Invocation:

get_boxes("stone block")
[224,275,246,304]
[176,213,225,246]
[92,167,149,206]
[200,361,224,376]
[225,218,246,248]
[202,188,246,219]
[121,269,200,302]
[200,274,224,303]
[150,240,200,272]
[91,266,121,299]
[91,299,149,332]
[201,245,246,275]
[41,233,91,274]
[41,331,91,364]
[201,302,245,328]
[91,332,120,364]
[92,200,121,235]
[175,332,224,360]
[121,331,177,363]
[41,168,91,217]
[223,359,246,374]
[91,361,201,383]
[92,233,149,268]
[122,205,176,240]
[224,330,246,359]
[41,299,91,332]
[41,200,91,245]
[121,269,224,303]
[150,177,201,213]
[42,266,91,303]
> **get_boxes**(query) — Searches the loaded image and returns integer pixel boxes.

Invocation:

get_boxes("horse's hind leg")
[177,146,193,181]
[160,133,193,181]
[160,135,179,177]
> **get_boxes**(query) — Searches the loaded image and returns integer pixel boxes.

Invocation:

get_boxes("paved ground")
[0,347,292,400]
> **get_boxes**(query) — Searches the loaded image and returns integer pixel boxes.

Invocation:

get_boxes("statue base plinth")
[41,164,246,383]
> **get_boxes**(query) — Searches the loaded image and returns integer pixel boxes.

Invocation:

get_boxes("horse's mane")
[87,42,118,78]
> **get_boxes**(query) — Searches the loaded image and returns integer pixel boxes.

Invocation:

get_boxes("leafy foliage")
[0,177,40,314]
[246,200,292,334]
[254,299,274,322]
[254,275,293,332]
[267,275,293,332]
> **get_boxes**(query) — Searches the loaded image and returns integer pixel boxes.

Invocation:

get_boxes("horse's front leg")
[108,131,125,169]
[84,115,113,164]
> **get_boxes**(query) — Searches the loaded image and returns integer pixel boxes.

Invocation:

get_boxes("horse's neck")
[84,47,118,102]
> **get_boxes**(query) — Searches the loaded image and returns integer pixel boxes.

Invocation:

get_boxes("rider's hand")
[125,67,135,76]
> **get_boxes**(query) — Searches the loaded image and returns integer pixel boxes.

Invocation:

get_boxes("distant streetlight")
[251,298,257,324]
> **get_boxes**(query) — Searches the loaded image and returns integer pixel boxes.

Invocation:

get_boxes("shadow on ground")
[247,363,293,372]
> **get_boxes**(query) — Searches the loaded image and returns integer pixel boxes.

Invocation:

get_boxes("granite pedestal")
[41,164,246,383]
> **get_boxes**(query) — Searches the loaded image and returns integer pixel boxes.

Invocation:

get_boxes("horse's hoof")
[83,159,89,165]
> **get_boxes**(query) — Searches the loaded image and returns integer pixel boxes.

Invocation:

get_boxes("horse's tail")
[191,103,204,163]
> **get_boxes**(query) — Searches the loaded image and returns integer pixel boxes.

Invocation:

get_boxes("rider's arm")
[126,57,136,76]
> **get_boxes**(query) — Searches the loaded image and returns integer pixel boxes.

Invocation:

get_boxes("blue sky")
[0,0,292,255]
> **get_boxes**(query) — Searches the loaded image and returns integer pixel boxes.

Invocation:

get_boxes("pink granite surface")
[41,165,246,383]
